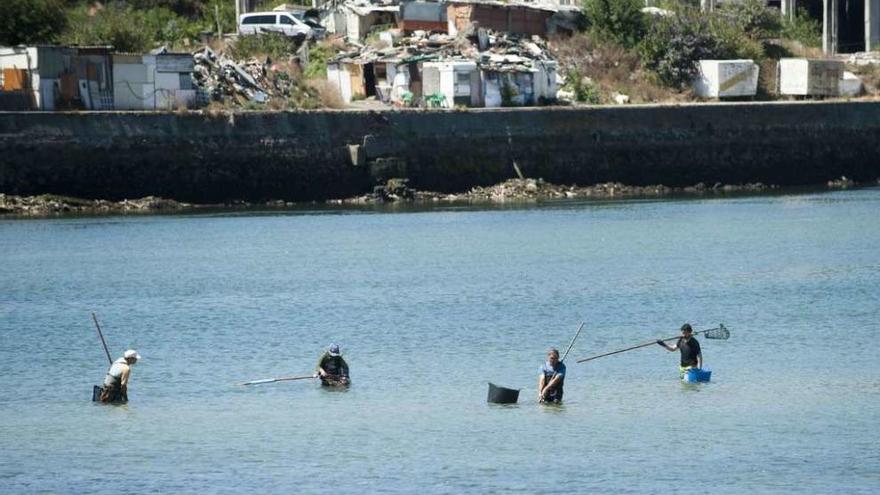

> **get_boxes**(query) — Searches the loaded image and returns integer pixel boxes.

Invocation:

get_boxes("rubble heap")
[466,179,776,200]
[334,178,779,204]
[466,178,672,200]
[193,46,309,106]
[330,28,555,74]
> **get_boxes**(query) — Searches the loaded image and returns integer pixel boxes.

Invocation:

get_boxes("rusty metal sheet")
[2,68,27,91]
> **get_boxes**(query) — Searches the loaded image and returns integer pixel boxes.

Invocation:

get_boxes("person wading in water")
[657,323,703,376]
[99,349,140,403]
[538,348,565,403]
[315,344,350,386]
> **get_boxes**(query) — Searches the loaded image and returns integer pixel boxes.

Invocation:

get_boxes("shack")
[113,53,154,110]
[326,26,558,107]
[400,1,448,33]
[0,45,112,110]
[113,51,196,110]
[153,51,196,110]
[327,54,383,103]
[327,59,366,102]
[480,56,556,107]
[385,61,411,104]
[446,0,555,37]
[325,0,400,41]
[421,60,480,107]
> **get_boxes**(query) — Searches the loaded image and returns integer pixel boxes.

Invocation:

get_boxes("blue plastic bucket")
[683,368,712,383]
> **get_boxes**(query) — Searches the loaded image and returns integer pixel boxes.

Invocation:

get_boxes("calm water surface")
[1,189,879,493]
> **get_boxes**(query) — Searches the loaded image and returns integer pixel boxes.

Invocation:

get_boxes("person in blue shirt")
[538,348,566,403]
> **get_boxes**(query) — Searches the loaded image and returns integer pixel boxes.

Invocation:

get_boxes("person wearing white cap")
[99,349,140,403]
[315,344,350,387]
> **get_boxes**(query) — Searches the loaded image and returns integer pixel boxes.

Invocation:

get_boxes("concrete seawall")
[1,102,879,202]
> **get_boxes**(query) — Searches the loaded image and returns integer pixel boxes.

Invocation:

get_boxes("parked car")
[238,12,313,38]
[293,9,327,40]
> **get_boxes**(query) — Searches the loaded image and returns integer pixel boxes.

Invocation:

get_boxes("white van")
[238,12,313,38]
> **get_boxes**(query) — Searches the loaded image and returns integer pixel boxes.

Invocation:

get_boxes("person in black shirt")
[657,323,702,374]
[316,343,350,387]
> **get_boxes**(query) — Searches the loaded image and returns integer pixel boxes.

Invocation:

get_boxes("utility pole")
[823,0,838,55]
[781,0,797,22]
[235,0,241,35]
[868,0,880,51]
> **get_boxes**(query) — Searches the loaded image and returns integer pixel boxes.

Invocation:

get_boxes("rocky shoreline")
[1,177,874,216]
[0,194,191,216]
[336,178,779,204]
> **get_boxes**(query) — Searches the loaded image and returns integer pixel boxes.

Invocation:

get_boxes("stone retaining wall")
[1,102,878,202]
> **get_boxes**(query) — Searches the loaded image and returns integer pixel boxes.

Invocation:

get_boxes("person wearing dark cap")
[315,344,350,387]
[657,324,702,376]
[538,348,565,403]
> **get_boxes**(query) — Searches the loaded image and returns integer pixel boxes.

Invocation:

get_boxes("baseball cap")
[328,344,340,357]
[124,349,141,361]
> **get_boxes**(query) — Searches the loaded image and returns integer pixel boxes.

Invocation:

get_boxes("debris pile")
[466,178,674,200]
[332,28,555,70]
[827,176,855,188]
[332,178,782,205]
[465,179,776,200]
[193,46,309,105]
[846,52,880,66]
[337,178,419,204]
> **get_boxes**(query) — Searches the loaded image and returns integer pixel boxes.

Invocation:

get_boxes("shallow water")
[1,189,879,493]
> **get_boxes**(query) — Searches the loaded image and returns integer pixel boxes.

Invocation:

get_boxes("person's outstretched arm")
[657,340,676,351]
[538,374,547,401]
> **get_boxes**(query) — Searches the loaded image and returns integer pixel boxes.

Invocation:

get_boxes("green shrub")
[0,0,67,45]
[638,12,724,88]
[129,0,204,18]
[229,33,300,60]
[61,2,205,52]
[582,0,646,48]
[780,8,822,48]
[62,3,154,52]
[716,0,781,40]
[142,7,203,46]
[566,68,601,103]
[303,41,342,80]
[198,0,237,35]
[709,15,765,60]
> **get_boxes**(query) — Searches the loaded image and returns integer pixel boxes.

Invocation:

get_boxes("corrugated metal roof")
[401,2,447,21]
[29,44,113,49]
[445,0,560,13]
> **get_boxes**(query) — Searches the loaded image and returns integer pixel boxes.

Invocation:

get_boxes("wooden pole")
[560,322,585,362]
[241,374,316,386]
[91,312,113,365]
[576,327,722,364]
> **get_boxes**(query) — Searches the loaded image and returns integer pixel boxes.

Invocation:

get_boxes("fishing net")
[703,324,730,340]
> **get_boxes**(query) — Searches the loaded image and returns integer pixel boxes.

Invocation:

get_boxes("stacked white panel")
[693,60,758,98]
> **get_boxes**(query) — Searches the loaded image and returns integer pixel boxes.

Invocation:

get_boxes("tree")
[62,3,154,53]
[582,0,646,48]
[638,12,724,88]
[0,0,67,45]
